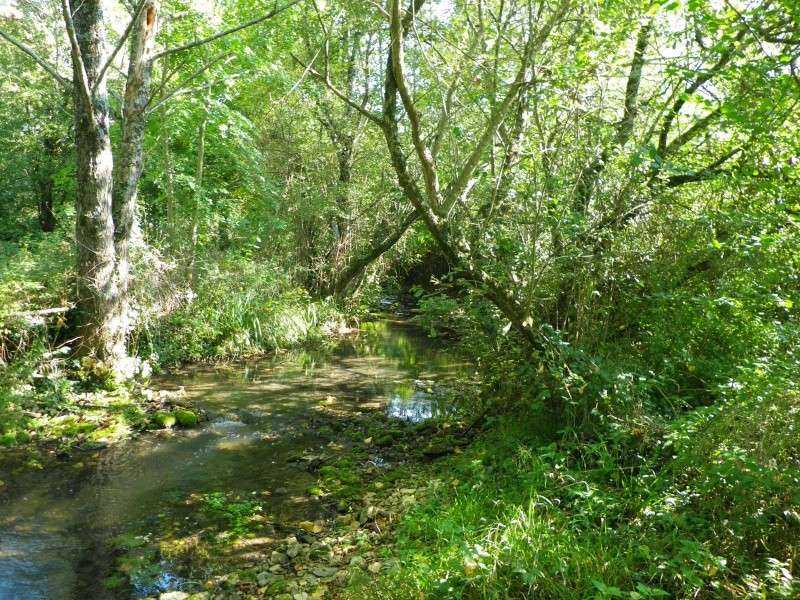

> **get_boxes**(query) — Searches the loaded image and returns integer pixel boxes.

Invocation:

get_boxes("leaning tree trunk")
[69,0,126,365]
[321,209,420,300]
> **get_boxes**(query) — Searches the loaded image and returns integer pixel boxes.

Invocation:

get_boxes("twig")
[0,28,70,87]
[153,0,301,61]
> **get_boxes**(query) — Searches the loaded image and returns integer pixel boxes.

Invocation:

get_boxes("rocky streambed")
[0,320,474,599]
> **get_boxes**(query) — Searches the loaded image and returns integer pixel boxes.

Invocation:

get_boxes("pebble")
[269,564,286,574]
[159,592,189,600]
[311,566,338,578]
[270,550,288,564]
[299,520,323,533]
[368,561,382,574]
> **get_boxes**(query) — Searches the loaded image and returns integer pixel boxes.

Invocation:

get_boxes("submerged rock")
[159,592,189,600]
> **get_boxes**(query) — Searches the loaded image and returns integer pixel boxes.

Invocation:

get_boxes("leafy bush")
[135,256,340,365]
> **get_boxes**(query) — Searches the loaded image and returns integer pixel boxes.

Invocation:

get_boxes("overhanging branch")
[0,28,70,88]
[153,0,301,61]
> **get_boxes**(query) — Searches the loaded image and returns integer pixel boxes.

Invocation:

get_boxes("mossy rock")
[174,410,199,428]
[306,485,325,497]
[375,434,394,447]
[154,412,176,429]
[422,441,453,457]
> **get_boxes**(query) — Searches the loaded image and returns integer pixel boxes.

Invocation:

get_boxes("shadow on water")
[0,320,469,599]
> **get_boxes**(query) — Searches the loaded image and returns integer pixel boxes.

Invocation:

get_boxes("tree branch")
[291,51,384,126]
[0,27,70,88]
[442,0,571,214]
[390,0,442,210]
[61,0,96,129]
[95,0,148,93]
[153,0,301,61]
[657,27,747,156]
[146,52,231,114]
[666,147,742,187]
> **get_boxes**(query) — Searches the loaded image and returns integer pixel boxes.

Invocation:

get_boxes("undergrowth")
[349,370,799,599]
[0,236,343,450]
[345,281,800,599]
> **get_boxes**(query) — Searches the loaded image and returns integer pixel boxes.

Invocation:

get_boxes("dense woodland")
[1,0,799,598]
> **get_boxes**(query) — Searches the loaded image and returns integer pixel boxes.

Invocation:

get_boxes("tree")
[1,0,300,373]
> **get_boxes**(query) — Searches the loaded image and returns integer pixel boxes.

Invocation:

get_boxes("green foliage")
[357,367,799,599]
[136,257,339,365]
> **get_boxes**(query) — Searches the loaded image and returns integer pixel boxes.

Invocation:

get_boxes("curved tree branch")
[0,27,70,87]
[153,0,301,61]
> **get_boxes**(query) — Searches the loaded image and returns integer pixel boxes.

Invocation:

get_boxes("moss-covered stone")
[154,412,177,429]
[174,409,199,428]
[375,434,394,447]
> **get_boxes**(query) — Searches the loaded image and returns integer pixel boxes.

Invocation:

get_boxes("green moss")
[154,412,177,429]
[174,409,199,428]
[102,574,126,590]
[0,432,17,447]
[306,485,325,497]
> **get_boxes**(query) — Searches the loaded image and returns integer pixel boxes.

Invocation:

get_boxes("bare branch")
[443,0,572,213]
[390,0,442,209]
[431,68,461,159]
[0,27,70,87]
[95,0,148,92]
[154,0,301,61]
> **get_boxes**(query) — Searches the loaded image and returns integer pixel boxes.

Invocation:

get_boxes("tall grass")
[135,256,340,365]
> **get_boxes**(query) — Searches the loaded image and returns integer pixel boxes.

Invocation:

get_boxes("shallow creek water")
[0,320,467,599]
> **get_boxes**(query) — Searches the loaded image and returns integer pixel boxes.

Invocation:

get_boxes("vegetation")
[0,0,798,598]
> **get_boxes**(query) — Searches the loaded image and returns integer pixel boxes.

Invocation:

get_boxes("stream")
[0,320,466,599]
